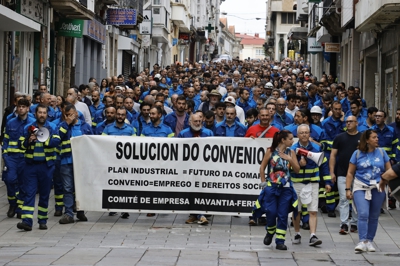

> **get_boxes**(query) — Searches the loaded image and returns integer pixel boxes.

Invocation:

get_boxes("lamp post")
[220,12,265,20]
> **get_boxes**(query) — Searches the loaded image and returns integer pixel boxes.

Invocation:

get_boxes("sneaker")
[54,210,63,217]
[328,211,336,218]
[248,219,256,226]
[350,225,358,233]
[59,214,74,224]
[7,205,17,218]
[17,222,32,231]
[108,212,117,216]
[198,216,209,225]
[365,241,376,252]
[276,243,288,250]
[355,242,367,252]
[302,222,310,230]
[76,212,88,222]
[293,234,301,244]
[388,197,397,209]
[309,235,322,246]
[121,212,130,219]
[185,215,197,224]
[339,224,348,235]
[39,224,47,230]
[263,234,273,245]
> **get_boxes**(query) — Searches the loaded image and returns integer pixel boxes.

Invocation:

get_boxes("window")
[153,0,161,5]
[281,12,297,24]
[154,8,160,14]
[256,49,264,56]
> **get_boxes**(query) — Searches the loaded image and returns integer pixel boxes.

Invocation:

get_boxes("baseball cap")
[304,72,310,76]
[224,96,236,106]
[310,106,322,115]
[154,74,162,79]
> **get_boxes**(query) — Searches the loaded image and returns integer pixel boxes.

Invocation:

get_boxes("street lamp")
[221,12,265,20]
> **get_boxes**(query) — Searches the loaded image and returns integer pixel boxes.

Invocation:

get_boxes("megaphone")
[296,148,324,166]
[28,125,50,142]
[389,178,400,202]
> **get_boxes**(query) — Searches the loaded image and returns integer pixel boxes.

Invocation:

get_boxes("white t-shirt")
[75,101,92,125]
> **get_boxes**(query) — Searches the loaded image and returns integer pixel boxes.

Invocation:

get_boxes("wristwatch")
[345,188,351,191]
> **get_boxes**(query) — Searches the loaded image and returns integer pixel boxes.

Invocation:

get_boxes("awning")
[288,26,308,42]
[0,5,40,32]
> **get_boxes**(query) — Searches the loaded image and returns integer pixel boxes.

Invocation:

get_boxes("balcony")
[152,26,169,43]
[50,0,95,20]
[171,3,190,32]
[356,0,400,32]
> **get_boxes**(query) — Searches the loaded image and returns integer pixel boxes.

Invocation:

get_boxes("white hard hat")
[273,66,279,70]
[264,82,273,89]
[310,106,322,115]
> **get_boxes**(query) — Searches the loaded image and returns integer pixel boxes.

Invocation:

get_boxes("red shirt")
[245,124,279,138]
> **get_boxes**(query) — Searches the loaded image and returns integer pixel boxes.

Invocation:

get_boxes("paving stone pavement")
[0,183,399,265]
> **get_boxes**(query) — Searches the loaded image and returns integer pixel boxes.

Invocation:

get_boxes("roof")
[235,33,265,45]
[220,17,227,28]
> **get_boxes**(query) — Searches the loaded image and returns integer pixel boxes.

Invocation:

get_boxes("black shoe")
[16,213,22,219]
[39,224,47,230]
[109,212,117,216]
[328,211,336,218]
[389,197,397,209]
[320,205,328,213]
[17,222,32,231]
[276,243,288,250]
[7,205,17,218]
[54,210,63,217]
[302,222,310,230]
[350,225,358,233]
[76,212,88,222]
[263,234,273,245]
[339,224,348,235]
[59,214,74,224]
[121,212,130,219]
[257,217,267,225]
[309,235,322,246]
[380,208,385,214]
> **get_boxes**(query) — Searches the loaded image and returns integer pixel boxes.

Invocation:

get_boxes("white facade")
[240,45,265,61]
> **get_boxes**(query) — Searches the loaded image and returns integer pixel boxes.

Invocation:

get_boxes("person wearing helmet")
[310,106,323,127]
[271,66,281,80]
[262,82,274,98]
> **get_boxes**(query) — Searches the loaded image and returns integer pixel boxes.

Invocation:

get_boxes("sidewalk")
[0,183,399,265]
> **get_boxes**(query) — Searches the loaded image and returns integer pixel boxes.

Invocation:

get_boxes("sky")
[220,0,267,38]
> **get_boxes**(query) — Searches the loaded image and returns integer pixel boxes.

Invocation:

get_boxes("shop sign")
[179,33,190,40]
[84,20,106,44]
[107,9,137,25]
[172,38,178,46]
[17,0,48,26]
[325,43,340,53]
[140,10,152,35]
[307,37,323,53]
[56,19,84,38]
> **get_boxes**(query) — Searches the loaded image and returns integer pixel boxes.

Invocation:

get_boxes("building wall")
[240,45,264,60]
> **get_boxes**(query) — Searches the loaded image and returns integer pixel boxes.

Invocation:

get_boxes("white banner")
[71,136,273,216]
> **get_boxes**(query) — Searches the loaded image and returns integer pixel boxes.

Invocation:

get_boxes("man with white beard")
[178,113,213,225]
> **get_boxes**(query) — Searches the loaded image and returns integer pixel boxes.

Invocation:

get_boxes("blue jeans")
[353,188,385,242]
[60,164,75,217]
[337,176,357,226]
